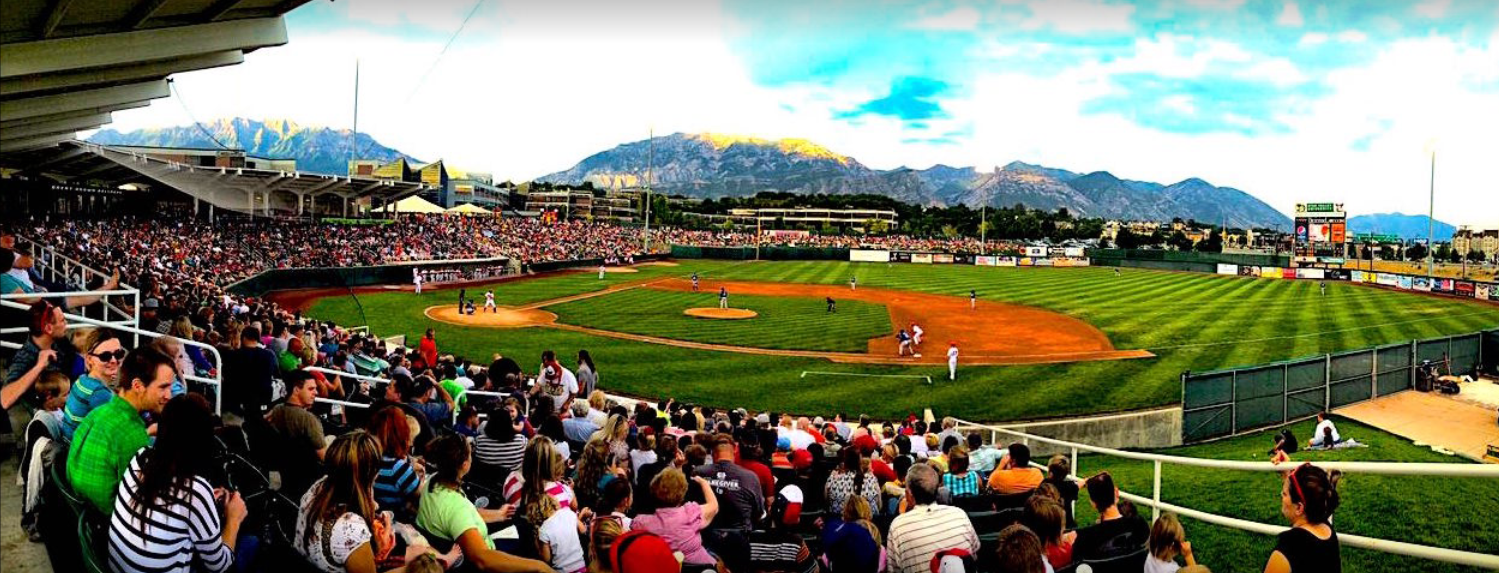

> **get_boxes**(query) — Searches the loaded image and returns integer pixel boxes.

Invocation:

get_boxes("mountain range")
[87,118,417,176]
[540,132,1293,229]
[1347,213,1456,240]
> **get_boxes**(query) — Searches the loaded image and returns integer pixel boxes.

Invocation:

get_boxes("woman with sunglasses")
[58,327,125,441]
[1264,463,1343,573]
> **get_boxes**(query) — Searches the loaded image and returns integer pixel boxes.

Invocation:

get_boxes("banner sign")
[911,253,933,264]
[1025,246,1047,258]
[1296,268,1325,280]
[1239,266,1261,277]
[975,256,997,266]
[1217,264,1238,275]
[1019,258,1034,266]
[849,249,891,263]
[1477,283,1492,300]
[1261,267,1282,278]
[1433,279,1454,293]
[932,254,954,264]
[1413,277,1431,292]
[1283,268,1298,279]
[1376,273,1399,286]
[951,254,974,265]
[1326,269,1351,280]
[892,252,912,263]
[1064,247,1086,258]
[996,257,1018,267]
[1034,258,1054,266]
[763,229,811,238]
[1398,276,1413,290]
[1350,271,1364,283]
[1456,281,1475,297]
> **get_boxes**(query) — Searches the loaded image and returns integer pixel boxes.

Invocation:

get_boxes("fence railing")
[951,417,1499,569]
[1181,328,1496,443]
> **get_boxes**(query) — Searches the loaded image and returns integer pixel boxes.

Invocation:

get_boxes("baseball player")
[691,272,700,291]
[897,329,913,356]
[1320,281,1327,296]
[826,297,837,313]
[413,268,424,294]
[947,342,959,380]
[969,289,977,310]
[599,264,607,279]
[484,290,496,313]
[911,322,924,346]
[1114,267,1121,277]
[458,288,467,311]
[849,276,857,290]
[719,286,729,309]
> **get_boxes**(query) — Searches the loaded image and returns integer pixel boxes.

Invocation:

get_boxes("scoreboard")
[1294,202,1348,266]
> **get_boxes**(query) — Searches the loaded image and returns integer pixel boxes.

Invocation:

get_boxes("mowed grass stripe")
[544,289,893,352]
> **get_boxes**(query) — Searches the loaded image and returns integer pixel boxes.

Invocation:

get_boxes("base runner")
[947,342,959,380]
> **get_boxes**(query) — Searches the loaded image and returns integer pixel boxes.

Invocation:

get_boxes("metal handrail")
[13,236,141,326]
[954,418,1499,569]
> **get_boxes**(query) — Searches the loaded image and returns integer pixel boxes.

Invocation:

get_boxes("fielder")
[719,286,729,309]
[849,276,857,290]
[910,322,924,346]
[1320,281,1327,296]
[484,290,496,313]
[897,329,913,356]
[1114,267,1121,277]
[691,272,700,291]
[458,288,467,311]
[947,342,959,380]
[413,268,424,294]
[599,264,607,279]
[969,289,977,310]
[826,297,837,313]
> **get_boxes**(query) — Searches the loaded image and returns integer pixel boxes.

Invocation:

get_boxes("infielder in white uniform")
[947,343,959,380]
[484,290,496,313]
[413,268,424,294]
[849,276,857,290]
[599,264,607,279]
[910,322,924,346]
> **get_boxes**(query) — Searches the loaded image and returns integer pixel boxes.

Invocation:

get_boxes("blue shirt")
[60,374,113,441]
[374,456,421,509]
[562,418,600,443]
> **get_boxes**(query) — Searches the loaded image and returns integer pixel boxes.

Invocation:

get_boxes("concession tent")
[378,196,445,214]
[446,203,492,215]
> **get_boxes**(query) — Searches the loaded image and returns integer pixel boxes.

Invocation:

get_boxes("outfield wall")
[1181,328,1499,443]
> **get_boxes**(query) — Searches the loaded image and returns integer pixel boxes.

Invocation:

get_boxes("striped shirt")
[108,448,233,573]
[60,374,112,441]
[473,429,527,476]
[374,456,420,510]
[886,504,979,573]
[943,472,980,498]
[747,530,817,573]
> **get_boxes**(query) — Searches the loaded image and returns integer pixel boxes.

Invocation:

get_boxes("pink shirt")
[631,503,713,565]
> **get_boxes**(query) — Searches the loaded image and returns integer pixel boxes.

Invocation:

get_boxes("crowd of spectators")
[653,228,1025,254]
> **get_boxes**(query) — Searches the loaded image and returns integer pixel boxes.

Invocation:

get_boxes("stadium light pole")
[644,128,653,253]
[1425,142,1436,278]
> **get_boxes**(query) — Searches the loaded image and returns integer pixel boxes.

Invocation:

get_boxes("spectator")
[826,446,881,517]
[4,302,76,441]
[1308,413,1340,448]
[456,405,481,439]
[631,468,720,570]
[0,247,118,309]
[1071,472,1149,561]
[587,513,626,573]
[735,440,775,504]
[987,443,1044,495]
[695,434,765,531]
[108,393,245,573]
[418,329,438,371]
[1263,464,1342,573]
[1023,495,1074,569]
[505,436,576,511]
[966,433,1003,478]
[943,446,979,498]
[599,476,635,530]
[399,374,454,429]
[1147,512,1200,573]
[1043,454,1078,528]
[531,350,578,415]
[369,406,423,514]
[268,370,329,460]
[297,430,426,573]
[629,431,658,478]
[67,346,175,514]
[575,350,598,399]
[221,325,277,417]
[1269,429,1298,461]
[593,413,631,462]
[633,435,683,515]
[576,438,625,512]
[58,327,124,441]
[473,407,528,486]
[539,416,572,460]
[746,484,817,573]
[563,401,602,444]
[585,391,609,428]
[820,494,884,573]
[169,317,213,379]
[607,530,682,573]
[523,455,589,573]
[416,434,549,573]
[936,417,960,449]
[992,524,1048,573]
[871,444,899,484]
[885,463,978,573]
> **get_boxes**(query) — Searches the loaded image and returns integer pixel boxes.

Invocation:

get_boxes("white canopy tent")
[446,203,492,215]
[378,195,445,213]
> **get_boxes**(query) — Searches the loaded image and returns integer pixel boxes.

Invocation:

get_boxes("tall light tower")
[644,129,653,252]
[1426,147,1436,278]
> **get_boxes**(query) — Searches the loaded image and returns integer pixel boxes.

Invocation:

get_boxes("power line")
[170,79,232,150]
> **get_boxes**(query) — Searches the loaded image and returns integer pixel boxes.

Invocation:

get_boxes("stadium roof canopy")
[0,0,310,153]
[2,141,433,215]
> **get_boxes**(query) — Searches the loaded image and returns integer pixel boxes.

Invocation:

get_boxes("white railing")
[12,235,141,336]
[952,418,1499,569]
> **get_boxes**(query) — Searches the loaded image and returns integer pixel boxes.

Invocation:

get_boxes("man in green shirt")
[67,346,176,514]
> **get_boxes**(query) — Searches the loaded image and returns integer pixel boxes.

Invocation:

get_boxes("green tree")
[1380,245,1397,260]
[1116,228,1141,249]
[1196,231,1224,253]
[1468,250,1486,263]
[941,224,960,239]
[1169,230,1194,251]
[1405,243,1428,262]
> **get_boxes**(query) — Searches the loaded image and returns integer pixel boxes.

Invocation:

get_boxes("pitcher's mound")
[684,308,758,320]
[426,305,557,328]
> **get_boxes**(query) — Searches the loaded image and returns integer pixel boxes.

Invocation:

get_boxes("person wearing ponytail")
[1265,463,1343,573]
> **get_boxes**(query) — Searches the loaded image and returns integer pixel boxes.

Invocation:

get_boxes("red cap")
[611,530,680,573]
[790,449,813,471]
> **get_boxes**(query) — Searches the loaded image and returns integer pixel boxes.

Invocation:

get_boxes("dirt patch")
[604,267,639,273]
[684,308,759,319]
[639,261,680,267]
[425,305,557,328]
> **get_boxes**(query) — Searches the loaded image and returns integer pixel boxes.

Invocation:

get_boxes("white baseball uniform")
[413,268,423,294]
[912,325,924,346]
[948,345,959,380]
[485,291,496,311]
[599,265,606,279]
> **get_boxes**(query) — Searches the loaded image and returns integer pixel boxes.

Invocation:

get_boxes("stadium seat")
[78,514,108,573]
[1075,547,1149,573]
[43,460,88,573]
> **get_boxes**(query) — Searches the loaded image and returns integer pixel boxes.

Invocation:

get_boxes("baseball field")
[282,259,1499,423]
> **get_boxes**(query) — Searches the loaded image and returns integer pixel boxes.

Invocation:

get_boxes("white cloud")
[1184,0,1248,8]
[1276,1,1304,27]
[1299,33,1329,45]
[910,6,982,31]
[1001,0,1136,35]
[1415,0,1452,19]
[1337,30,1369,43]
[1237,59,1307,86]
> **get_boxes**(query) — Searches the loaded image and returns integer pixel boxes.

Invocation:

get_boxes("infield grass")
[304,260,1499,422]
[1069,415,1497,573]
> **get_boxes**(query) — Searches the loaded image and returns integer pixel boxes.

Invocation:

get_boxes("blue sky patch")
[835,76,952,121]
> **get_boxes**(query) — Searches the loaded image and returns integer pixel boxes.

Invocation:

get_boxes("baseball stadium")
[4,3,1499,573]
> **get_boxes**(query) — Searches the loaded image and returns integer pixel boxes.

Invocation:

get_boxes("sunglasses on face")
[92,349,127,362]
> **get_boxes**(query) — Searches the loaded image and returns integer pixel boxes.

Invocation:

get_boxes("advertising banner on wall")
[1376,273,1399,286]
[997,257,1018,267]
[1296,268,1325,280]
[1413,277,1431,291]
[849,249,891,263]
[1217,264,1238,275]
[1064,247,1086,258]
[892,252,912,263]
[1350,271,1364,283]
[1398,276,1413,290]
[1239,265,1260,277]
[975,256,997,266]
[1433,279,1454,293]
[933,254,954,264]
[1456,281,1475,297]
[1034,258,1055,266]
[1283,268,1298,279]
[1025,246,1047,258]
[952,254,974,264]
[1019,258,1034,266]
[1261,266,1282,278]
[911,253,933,264]
[1478,284,1491,300]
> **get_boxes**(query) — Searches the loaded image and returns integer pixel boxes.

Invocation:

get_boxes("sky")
[97,0,1499,226]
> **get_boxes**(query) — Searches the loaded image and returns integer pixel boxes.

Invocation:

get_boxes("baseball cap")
[142,298,160,309]
[931,548,975,573]
[813,416,825,426]
[790,449,813,471]
[776,436,791,451]
[755,413,770,425]
[610,530,681,573]
[774,485,804,526]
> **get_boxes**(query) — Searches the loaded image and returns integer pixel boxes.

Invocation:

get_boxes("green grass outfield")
[1069,415,1499,573]
[305,260,1499,421]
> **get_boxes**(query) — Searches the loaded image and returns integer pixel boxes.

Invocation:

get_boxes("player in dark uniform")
[826,297,836,313]
[692,272,700,291]
[969,289,977,310]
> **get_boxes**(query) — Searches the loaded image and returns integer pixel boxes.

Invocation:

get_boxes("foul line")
[802,370,933,385]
